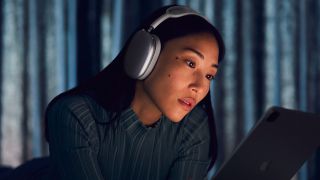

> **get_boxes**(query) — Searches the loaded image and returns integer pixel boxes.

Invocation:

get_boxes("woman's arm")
[167,138,211,180]
[47,95,104,180]
[167,108,212,180]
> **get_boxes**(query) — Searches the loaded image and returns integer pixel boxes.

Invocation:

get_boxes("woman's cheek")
[165,73,178,88]
[201,86,210,99]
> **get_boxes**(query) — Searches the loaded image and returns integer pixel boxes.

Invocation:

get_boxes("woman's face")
[137,33,219,123]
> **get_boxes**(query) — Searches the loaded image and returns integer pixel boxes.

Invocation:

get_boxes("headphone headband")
[124,5,211,80]
[148,6,209,32]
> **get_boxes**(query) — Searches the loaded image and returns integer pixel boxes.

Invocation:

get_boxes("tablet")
[212,106,320,180]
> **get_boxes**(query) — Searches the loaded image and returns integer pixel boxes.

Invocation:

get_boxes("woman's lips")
[178,97,196,111]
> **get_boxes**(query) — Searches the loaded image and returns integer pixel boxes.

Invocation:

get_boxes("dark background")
[0,0,319,179]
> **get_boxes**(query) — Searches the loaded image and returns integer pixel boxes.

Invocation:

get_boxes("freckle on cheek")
[168,74,171,78]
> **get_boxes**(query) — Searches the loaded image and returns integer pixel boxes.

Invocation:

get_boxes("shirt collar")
[118,107,164,133]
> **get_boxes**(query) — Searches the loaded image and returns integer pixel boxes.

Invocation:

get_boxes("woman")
[45,5,225,180]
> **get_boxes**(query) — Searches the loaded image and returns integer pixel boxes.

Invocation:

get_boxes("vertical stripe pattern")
[46,93,213,180]
[1,0,24,166]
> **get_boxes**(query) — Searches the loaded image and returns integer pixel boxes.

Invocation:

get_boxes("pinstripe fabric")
[46,93,212,180]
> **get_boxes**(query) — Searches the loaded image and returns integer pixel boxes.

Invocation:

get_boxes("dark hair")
[45,4,224,171]
[154,15,225,62]
[138,5,225,62]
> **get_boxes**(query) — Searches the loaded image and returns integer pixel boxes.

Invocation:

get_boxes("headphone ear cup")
[124,30,161,80]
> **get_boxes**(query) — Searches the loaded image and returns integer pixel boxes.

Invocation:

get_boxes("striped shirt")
[47,93,212,180]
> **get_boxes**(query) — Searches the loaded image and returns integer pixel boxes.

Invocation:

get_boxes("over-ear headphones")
[123,5,209,80]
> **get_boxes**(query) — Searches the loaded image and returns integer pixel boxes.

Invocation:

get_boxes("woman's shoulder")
[46,93,111,123]
[184,105,208,126]
[46,93,90,114]
[180,105,210,139]
[174,105,211,154]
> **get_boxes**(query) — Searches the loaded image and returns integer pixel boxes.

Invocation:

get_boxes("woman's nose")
[189,71,206,94]
[191,87,198,93]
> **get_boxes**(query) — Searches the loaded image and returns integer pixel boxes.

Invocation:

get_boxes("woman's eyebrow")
[182,47,219,69]
[182,47,204,59]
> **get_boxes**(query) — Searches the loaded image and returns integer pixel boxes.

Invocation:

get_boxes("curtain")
[0,0,77,166]
[1,0,319,179]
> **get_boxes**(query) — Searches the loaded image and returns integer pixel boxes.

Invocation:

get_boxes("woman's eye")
[186,59,196,68]
[206,74,215,81]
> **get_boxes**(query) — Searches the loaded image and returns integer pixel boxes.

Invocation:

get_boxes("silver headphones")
[123,5,209,80]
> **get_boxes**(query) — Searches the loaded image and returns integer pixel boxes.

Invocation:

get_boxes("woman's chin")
[165,112,187,123]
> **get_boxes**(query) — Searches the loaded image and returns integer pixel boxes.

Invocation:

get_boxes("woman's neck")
[131,81,162,126]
